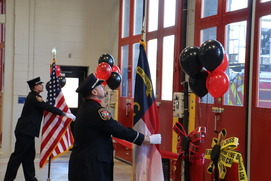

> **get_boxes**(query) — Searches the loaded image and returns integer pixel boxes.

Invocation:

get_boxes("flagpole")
[133,4,146,178]
[141,0,145,42]
[47,156,51,181]
[46,47,56,181]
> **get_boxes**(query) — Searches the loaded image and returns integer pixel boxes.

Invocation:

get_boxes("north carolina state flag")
[133,41,164,181]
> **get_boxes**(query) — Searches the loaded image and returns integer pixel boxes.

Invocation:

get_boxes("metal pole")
[47,156,51,181]
[181,0,189,179]
[183,81,190,181]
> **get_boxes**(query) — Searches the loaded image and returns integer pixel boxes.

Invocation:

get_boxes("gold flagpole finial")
[52,47,56,63]
[141,26,145,41]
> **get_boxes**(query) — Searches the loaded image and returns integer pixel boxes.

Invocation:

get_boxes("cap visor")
[97,80,104,86]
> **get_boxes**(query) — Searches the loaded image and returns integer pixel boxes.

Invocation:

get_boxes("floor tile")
[0,153,132,181]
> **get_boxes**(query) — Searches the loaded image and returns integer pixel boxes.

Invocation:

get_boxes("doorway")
[60,66,88,115]
[60,66,88,134]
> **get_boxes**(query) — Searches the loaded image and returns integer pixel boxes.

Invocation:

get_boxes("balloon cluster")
[46,65,66,91]
[180,40,229,98]
[95,53,122,90]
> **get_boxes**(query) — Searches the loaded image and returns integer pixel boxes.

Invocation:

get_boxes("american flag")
[39,60,74,168]
[133,41,164,181]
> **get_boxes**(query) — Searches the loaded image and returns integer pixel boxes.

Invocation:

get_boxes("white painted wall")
[2,0,119,154]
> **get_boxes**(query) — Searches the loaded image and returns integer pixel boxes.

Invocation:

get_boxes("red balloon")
[215,54,229,72]
[50,65,61,77]
[112,65,121,74]
[102,81,107,86]
[95,62,112,80]
[56,65,62,77]
[206,71,229,98]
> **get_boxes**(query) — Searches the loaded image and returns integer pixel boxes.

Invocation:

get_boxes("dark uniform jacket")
[68,99,144,181]
[15,91,64,137]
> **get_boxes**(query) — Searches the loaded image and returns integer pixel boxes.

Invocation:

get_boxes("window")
[258,15,271,108]
[164,0,176,27]
[134,0,144,35]
[162,35,175,100]
[122,0,130,38]
[132,43,140,96]
[121,45,129,97]
[147,39,158,95]
[226,0,248,12]
[147,0,178,102]
[224,21,247,106]
[202,0,218,18]
[119,0,179,101]
[261,0,271,3]
[148,0,159,32]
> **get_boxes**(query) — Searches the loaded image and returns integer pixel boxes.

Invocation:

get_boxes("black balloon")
[46,81,50,91]
[106,72,122,90]
[199,40,224,71]
[98,53,115,67]
[58,76,66,88]
[45,77,66,90]
[189,70,208,98]
[180,46,202,78]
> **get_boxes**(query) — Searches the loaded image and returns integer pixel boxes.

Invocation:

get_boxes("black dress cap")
[76,73,104,97]
[27,77,43,88]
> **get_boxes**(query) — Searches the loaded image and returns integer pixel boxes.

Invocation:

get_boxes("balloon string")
[206,95,211,130]
[196,94,212,138]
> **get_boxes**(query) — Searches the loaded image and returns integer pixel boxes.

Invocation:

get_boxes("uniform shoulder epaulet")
[98,108,112,120]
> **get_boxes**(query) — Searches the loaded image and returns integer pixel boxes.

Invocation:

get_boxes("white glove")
[149,134,162,144]
[65,113,76,121]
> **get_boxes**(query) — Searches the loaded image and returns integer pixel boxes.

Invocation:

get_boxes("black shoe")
[33,177,39,181]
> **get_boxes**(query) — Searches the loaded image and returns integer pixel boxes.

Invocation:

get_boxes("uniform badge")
[36,96,44,102]
[98,108,111,120]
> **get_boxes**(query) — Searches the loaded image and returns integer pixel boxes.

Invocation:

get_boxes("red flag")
[133,41,164,181]
[39,60,74,168]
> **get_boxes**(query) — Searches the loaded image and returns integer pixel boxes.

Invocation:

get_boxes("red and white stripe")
[40,92,74,168]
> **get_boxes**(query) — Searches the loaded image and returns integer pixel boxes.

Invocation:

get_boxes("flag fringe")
[40,144,73,168]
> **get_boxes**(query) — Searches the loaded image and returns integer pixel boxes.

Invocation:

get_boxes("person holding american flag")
[4,77,75,181]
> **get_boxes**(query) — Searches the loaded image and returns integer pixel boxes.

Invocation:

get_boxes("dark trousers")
[4,133,36,181]
[69,151,114,181]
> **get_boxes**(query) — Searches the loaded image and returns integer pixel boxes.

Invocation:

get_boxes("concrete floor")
[0,153,132,181]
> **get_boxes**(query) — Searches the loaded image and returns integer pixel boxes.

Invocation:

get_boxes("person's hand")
[149,134,162,144]
[65,113,76,121]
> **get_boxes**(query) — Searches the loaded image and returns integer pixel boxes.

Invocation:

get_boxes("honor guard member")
[4,77,75,181]
[68,73,161,181]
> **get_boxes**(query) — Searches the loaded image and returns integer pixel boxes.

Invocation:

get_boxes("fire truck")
[225,28,271,108]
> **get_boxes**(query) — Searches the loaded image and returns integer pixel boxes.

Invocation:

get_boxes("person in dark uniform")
[68,73,161,181]
[4,77,75,181]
